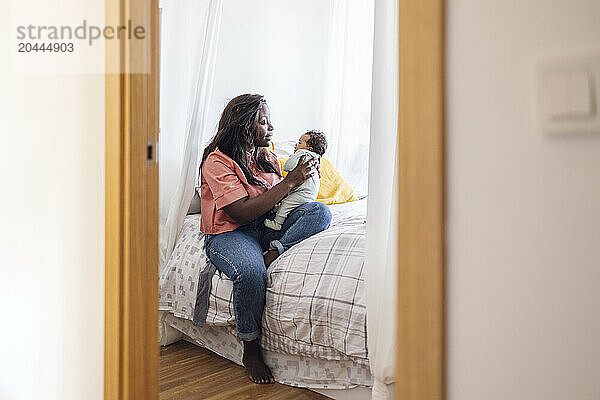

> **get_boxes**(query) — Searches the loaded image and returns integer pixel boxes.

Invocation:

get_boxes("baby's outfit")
[264,149,321,231]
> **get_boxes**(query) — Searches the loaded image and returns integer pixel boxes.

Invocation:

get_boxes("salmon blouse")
[200,148,282,234]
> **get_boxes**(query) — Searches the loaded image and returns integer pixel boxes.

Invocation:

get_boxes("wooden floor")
[160,340,329,400]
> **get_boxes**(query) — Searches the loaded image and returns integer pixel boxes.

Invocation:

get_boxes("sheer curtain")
[159,0,223,272]
[159,0,374,272]
[322,0,374,195]
[158,5,398,396]
[365,0,398,398]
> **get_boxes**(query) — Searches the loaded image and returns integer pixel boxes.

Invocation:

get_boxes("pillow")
[187,187,201,215]
[315,157,359,204]
[277,156,358,205]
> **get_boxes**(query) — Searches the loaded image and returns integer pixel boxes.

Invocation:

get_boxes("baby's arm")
[283,151,303,172]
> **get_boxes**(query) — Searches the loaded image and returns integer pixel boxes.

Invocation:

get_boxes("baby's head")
[295,130,328,156]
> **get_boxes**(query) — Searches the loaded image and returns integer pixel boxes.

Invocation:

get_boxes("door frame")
[105,0,160,398]
[396,0,445,399]
[104,0,444,398]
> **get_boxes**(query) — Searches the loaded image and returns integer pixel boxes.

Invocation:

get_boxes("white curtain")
[322,0,374,196]
[159,0,223,272]
[365,0,398,398]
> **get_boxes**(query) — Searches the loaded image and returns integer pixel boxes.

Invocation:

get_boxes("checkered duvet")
[159,199,368,362]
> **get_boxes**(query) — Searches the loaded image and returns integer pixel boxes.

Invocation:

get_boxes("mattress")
[159,200,370,371]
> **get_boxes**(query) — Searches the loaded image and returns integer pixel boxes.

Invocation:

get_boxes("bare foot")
[242,340,275,384]
[263,249,279,268]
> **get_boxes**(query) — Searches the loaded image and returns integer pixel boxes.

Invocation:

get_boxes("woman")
[199,94,332,384]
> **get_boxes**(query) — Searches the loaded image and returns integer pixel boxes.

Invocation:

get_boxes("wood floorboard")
[159,340,329,400]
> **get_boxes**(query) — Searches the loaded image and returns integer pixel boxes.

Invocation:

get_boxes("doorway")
[104,0,444,399]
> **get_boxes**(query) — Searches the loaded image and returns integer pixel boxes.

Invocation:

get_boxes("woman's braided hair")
[201,94,281,188]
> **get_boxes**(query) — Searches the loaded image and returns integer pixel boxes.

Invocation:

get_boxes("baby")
[264,130,328,231]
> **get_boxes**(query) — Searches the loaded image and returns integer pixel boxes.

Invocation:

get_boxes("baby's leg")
[273,192,311,225]
[264,192,311,230]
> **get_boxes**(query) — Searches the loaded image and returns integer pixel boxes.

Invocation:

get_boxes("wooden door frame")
[105,0,160,398]
[104,0,444,399]
[397,0,445,399]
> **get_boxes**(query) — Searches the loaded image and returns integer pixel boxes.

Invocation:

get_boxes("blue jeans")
[204,202,331,341]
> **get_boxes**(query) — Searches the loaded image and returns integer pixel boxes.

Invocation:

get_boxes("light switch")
[545,72,570,119]
[564,70,593,119]
[538,54,600,135]
[545,70,593,120]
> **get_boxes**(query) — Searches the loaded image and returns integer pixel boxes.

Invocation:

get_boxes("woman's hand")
[223,156,320,225]
[284,155,319,188]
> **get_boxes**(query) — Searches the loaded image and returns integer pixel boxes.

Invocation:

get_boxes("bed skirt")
[161,312,374,390]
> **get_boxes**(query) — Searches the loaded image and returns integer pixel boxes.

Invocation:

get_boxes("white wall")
[208,0,330,144]
[447,1,600,399]
[0,3,105,400]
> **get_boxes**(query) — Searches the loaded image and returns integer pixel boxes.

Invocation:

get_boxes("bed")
[159,199,377,396]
